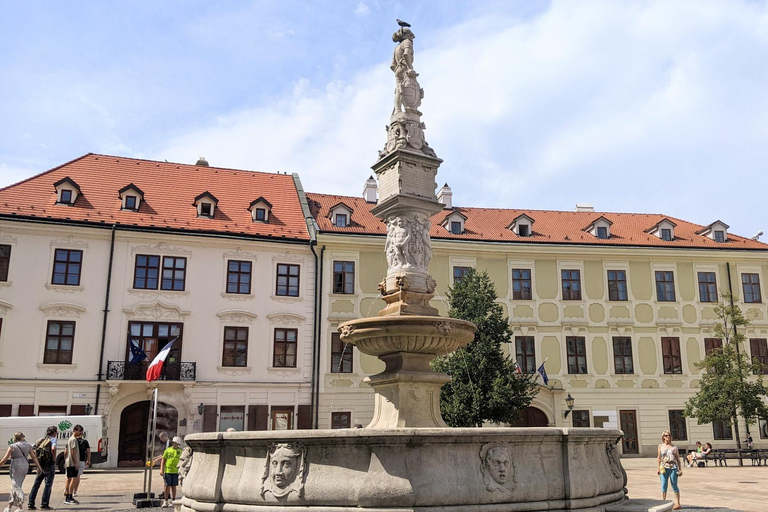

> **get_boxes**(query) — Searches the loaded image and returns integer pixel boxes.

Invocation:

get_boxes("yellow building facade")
[309,191,768,457]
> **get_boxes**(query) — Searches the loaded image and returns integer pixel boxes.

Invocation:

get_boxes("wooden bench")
[711,448,768,466]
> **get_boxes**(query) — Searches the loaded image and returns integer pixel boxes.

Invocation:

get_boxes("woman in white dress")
[0,432,43,512]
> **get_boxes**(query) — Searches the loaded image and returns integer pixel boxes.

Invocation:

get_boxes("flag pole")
[147,387,159,501]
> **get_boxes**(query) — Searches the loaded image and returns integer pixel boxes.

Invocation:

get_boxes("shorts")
[66,466,79,478]
[78,461,85,476]
[164,473,179,487]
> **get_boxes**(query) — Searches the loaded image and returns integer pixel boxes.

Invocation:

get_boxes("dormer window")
[327,202,353,228]
[646,218,677,241]
[597,226,608,239]
[441,211,467,235]
[193,192,219,218]
[53,177,81,206]
[118,183,144,211]
[697,220,729,243]
[508,214,534,237]
[335,213,349,227]
[584,215,612,240]
[248,197,272,223]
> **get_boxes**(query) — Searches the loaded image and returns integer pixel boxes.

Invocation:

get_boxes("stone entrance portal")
[118,400,177,467]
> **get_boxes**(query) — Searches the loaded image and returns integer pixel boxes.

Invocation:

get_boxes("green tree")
[431,268,539,427]
[684,293,768,449]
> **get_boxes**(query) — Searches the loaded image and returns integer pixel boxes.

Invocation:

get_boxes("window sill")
[46,283,83,293]
[128,288,190,298]
[330,292,357,297]
[0,281,10,288]
[221,292,255,300]
[217,366,252,375]
[268,367,301,374]
[272,295,302,303]
[37,363,77,373]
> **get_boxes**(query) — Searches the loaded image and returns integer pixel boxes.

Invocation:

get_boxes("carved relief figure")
[413,213,432,268]
[386,217,412,269]
[260,443,307,499]
[479,444,516,492]
[178,446,193,484]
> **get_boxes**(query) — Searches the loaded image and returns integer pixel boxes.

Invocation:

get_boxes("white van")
[0,415,108,473]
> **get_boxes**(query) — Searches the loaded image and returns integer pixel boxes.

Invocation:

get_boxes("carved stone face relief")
[479,444,516,492]
[261,443,307,499]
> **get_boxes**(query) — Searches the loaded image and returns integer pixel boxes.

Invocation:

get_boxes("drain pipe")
[313,245,325,428]
[309,240,319,427]
[94,224,117,414]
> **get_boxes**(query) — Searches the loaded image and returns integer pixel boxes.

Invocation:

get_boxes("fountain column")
[339,25,476,429]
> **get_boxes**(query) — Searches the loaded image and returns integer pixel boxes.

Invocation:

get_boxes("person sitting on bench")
[687,442,712,467]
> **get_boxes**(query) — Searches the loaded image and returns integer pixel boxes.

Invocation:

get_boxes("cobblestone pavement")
[1,458,763,511]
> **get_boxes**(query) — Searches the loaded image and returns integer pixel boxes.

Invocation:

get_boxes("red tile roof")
[307,193,768,250]
[0,154,310,241]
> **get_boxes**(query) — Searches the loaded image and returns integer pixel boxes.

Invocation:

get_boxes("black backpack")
[34,437,53,466]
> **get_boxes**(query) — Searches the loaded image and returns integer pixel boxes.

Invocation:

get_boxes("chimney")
[362,176,378,203]
[575,203,594,212]
[437,183,452,209]
[196,157,209,167]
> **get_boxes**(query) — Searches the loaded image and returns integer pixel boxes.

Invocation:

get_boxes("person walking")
[28,425,58,510]
[63,425,83,505]
[160,437,183,508]
[71,430,91,497]
[657,430,682,510]
[0,431,43,512]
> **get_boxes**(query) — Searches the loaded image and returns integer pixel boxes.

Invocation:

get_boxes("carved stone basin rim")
[338,315,476,357]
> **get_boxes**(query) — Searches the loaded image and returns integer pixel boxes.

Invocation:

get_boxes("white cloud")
[355,2,370,16]
[149,0,768,237]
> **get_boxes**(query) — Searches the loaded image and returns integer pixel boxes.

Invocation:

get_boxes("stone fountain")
[179,23,649,512]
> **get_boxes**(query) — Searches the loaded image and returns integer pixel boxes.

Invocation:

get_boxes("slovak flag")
[146,338,177,382]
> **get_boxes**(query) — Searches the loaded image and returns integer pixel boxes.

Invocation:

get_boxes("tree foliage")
[684,294,768,448]
[431,268,539,427]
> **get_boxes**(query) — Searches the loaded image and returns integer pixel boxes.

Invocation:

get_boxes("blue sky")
[2,0,768,239]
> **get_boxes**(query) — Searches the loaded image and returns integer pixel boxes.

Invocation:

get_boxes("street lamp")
[198,402,205,415]
[563,393,575,419]
[84,403,93,415]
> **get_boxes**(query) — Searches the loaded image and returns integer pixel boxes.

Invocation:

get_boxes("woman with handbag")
[657,430,682,510]
[0,432,44,512]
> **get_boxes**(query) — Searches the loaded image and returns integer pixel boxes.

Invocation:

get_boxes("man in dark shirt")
[71,433,90,497]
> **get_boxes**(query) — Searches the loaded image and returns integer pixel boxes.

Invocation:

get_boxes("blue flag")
[129,338,147,364]
[537,361,549,385]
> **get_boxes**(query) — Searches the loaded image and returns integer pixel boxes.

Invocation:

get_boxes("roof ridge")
[0,153,93,193]
[86,152,288,178]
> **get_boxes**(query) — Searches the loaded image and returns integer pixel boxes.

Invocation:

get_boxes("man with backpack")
[28,425,58,510]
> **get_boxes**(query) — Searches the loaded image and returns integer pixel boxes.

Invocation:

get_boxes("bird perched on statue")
[396,19,411,27]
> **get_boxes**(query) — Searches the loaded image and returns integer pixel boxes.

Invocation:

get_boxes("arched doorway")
[513,406,549,427]
[118,401,178,467]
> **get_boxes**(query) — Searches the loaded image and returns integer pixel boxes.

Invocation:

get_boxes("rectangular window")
[126,322,183,379]
[273,328,298,367]
[0,244,10,282]
[334,213,348,227]
[60,189,72,204]
[276,264,300,297]
[200,203,213,217]
[133,254,160,290]
[612,337,634,374]
[271,407,294,430]
[450,221,462,235]
[125,195,137,210]
[333,261,355,294]
[255,208,266,221]
[518,224,529,237]
[566,336,587,374]
[512,269,532,300]
[332,412,351,429]
[698,272,717,302]
[51,248,82,286]
[161,256,186,291]
[713,420,733,440]
[331,333,353,373]
[750,338,768,374]
[561,269,582,300]
[453,266,471,284]
[572,410,590,427]
[661,228,672,241]
[44,320,75,364]
[219,406,245,431]
[662,337,682,374]
[704,338,723,356]
[655,271,676,301]
[742,273,762,303]
[515,336,535,373]
[669,410,687,441]
[222,326,248,367]
[597,226,608,239]
[607,270,627,301]
[226,260,252,294]
[714,230,725,243]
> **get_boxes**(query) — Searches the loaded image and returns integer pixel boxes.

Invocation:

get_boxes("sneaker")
[28,506,37,510]
[73,492,78,496]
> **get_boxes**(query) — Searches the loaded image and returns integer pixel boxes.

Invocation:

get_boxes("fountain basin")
[180,427,627,512]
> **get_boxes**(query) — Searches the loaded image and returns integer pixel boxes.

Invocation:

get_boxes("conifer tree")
[432,268,539,427]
